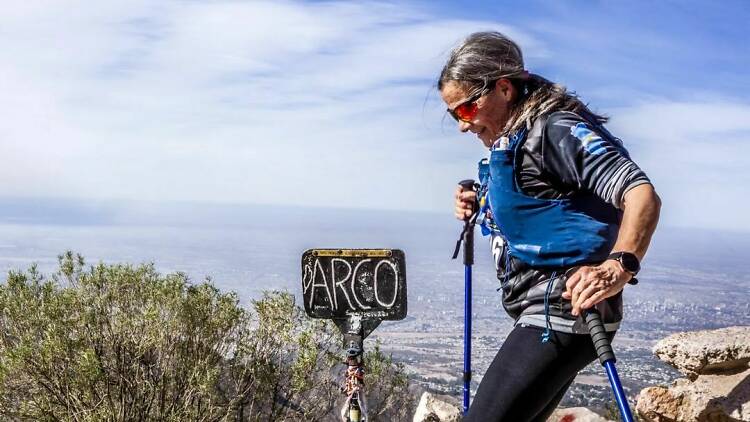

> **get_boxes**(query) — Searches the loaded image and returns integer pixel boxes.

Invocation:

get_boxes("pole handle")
[458,179,476,190]
[587,310,635,421]
[584,309,616,365]
[458,179,479,216]
[458,179,477,265]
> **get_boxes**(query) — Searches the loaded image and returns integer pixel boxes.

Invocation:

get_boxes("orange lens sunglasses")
[447,83,495,122]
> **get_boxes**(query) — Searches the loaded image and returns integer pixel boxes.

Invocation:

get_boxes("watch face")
[620,253,640,273]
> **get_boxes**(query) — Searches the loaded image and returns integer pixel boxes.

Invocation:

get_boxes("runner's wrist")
[601,259,634,285]
[607,251,640,276]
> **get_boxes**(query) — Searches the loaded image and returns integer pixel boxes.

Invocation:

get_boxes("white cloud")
[0,0,531,209]
[609,100,750,231]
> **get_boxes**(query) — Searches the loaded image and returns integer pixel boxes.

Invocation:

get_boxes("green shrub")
[0,252,411,421]
[362,342,411,421]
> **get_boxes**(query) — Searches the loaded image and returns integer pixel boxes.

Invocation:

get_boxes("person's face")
[440,79,515,148]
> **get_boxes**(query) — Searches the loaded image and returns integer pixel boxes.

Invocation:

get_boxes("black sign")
[301,249,407,321]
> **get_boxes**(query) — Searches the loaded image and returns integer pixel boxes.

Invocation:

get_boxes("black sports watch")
[607,252,640,276]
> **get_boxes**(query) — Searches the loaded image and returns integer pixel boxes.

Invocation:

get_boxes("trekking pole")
[584,309,634,422]
[452,179,478,414]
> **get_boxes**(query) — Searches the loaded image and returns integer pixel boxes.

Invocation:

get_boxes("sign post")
[301,248,407,422]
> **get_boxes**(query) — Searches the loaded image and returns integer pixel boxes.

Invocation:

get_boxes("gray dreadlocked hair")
[438,31,607,137]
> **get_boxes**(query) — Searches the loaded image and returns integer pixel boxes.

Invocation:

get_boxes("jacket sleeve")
[539,112,651,209]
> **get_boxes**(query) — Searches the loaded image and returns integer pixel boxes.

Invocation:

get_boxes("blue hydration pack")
[478,129,621,268]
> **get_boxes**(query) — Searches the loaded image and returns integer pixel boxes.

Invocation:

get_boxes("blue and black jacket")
[478,111,651,333]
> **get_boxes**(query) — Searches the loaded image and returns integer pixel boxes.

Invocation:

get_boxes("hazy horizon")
[2,196,750,236]
[2,196,749,283]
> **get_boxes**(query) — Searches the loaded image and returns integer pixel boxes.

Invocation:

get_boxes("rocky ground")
[412,326,750,422]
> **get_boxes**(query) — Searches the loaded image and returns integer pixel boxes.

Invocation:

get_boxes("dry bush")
[0,252,411,421]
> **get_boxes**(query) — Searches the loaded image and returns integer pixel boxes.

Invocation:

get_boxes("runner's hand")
[454,185,477,220]
[562,260,633,316]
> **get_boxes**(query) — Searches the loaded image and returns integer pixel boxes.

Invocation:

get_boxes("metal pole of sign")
[340,316,367,422]
[457,179,478,414]
[584,309,635,422]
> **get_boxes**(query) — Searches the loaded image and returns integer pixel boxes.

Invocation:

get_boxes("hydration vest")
[478,122,622,268]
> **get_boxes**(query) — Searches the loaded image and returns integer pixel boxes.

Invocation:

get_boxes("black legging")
[464,325,614,422]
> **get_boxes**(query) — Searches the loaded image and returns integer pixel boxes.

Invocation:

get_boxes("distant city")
[1,198,748,411]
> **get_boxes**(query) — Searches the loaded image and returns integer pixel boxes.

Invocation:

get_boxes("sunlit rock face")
[413,392,461,422]
[653,326,750,381]
[637,326,750,421]
[547,407,613,421]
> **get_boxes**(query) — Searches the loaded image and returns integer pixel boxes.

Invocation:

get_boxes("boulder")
[653,326,750,380]
[637,366,750,421]
[413,392,462,422]
[547,407,613,421]
[637,325,750,421]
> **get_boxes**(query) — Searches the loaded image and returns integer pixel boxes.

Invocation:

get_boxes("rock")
[637,326,750,421]
[637,367,750,421]
[636,384,686,421]
[653,326,750,380]
[547,407,613,421]
[413,392,462,422]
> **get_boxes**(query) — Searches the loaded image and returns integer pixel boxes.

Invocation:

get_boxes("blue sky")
[1,0,748,231]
